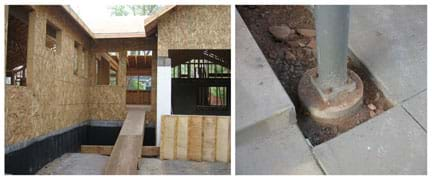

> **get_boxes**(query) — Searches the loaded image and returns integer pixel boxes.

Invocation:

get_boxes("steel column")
[313,5,353,101]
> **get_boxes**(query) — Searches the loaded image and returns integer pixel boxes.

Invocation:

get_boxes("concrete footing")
[298,68,363,126]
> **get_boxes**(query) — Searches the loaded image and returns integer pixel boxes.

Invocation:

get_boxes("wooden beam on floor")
[80,145,159,157]
[103,107,146,175]
[104,135,142,175]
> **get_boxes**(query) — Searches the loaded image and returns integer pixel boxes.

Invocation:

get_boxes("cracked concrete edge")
[302,130,327,175]
[401,105,427,132]
[401,89,427,132]
[310,146,328,175]
[235,107,297,137]
[235,9,298,132]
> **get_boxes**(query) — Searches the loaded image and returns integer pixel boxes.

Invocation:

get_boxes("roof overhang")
[61,5,149,39]
[143,5,177,36]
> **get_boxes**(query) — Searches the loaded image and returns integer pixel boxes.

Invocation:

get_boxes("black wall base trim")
[5,121,157,175]
[5,126,88,175]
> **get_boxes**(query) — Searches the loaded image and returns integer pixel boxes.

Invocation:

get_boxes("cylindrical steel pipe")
[298,5,363,123]
[314,5,351,92]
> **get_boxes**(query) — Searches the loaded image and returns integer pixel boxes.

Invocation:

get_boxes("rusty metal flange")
[298,68,364,126]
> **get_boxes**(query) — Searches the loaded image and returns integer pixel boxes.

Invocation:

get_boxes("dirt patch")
[237,5,392,145]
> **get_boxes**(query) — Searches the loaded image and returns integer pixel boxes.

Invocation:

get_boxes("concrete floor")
[37,153,108,175]
[235,10,322,175]
[37,153,230,175]
[138,158,230,175]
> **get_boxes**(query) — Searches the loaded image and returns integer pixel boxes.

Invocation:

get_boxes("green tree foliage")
[109,5,161,16]
[128,79,145,90]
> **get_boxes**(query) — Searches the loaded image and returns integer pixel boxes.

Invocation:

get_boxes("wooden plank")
[80,145,159,157]
[160,115,177,160]
[216,116,230,163]
[187,116,203,161]
[119,107,146,136]
[81,145,112,155]
[100,53,119,71]
[202,116,217,162]
[104,135,143,175]
[176,116,189,160]
[103,107,146,174]
[142,146,160,157]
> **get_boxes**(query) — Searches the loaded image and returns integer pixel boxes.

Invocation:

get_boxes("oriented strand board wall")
[88,86,127,121]
[157,5,231,57]
[5,6,93,145]
[5,6,127,146]
[160,115,230,163]
[88,51,127,121]
[92,38,157,125]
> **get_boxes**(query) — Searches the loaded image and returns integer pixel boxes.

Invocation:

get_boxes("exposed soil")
[237,5,392,145]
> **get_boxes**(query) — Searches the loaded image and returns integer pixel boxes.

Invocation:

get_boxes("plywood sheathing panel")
[5,6,130,146]
[202,116,217,162]
[157,5,231,57]
[187,116,203,161]
[176,116,189,160]
[88,51,127,121]
[160,115,177,160]
[93,37,156,52]
[5,87,33,145]
[160,115,230,163]
[5,6,94,146]
[216,116,230,162]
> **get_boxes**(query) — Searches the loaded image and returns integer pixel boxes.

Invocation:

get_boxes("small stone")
[286,41,300,48]
[298,41,306,47]
[269,25,293,41]
[307,38,317,49]
[296,29,316,37]
[369,111,376,117]
[367,104,377,110]
[284,51,296,60]
[374,92,381,101]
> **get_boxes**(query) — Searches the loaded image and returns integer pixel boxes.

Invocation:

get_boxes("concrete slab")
[235,10,296,132]
[236,114,323,175]
[349,5,427,103]
[138,158,230,175]
[402,90,427,131]
[313,106,427,175]
[37,153,108,175]
[37,153,230,175]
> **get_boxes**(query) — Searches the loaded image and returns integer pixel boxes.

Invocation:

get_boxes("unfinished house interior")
[5,5,231,175]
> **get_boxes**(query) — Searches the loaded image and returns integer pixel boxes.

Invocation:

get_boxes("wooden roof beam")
[99,53,119,71]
